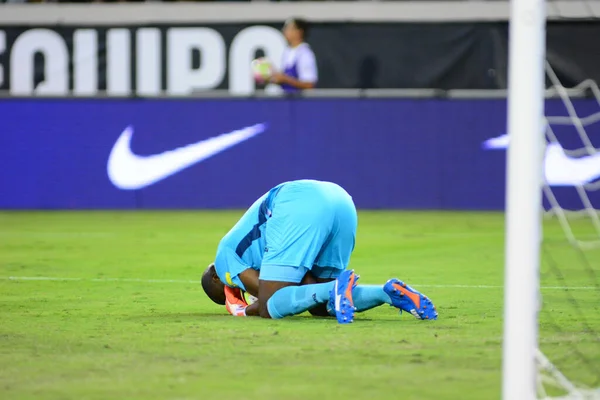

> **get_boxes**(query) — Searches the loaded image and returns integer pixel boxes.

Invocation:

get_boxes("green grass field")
[1,211,598,400]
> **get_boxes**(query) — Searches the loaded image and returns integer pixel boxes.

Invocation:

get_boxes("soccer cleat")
[329,269,359,324]
[384,279,438,320]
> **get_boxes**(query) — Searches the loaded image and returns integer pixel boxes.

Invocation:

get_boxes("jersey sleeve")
[214,247,251,292]
[297,46,318,84]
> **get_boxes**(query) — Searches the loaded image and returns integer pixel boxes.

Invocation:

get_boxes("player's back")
[217,194,268,268]
[220,179,352,251]
[214,180,355,288]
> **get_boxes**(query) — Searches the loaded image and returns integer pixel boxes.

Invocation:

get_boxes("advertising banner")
[2,97,599,210]
[1,22,598,96]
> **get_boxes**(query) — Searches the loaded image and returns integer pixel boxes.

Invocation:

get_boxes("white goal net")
[536,61,600,400]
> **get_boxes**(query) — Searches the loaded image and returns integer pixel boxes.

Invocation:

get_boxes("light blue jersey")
[214,184,284,291]
[214,180,357,291]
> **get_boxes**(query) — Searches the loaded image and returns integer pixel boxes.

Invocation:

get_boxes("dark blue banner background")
[1,98,599,210]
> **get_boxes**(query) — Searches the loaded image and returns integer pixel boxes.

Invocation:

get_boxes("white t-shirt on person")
[281,42,318,84]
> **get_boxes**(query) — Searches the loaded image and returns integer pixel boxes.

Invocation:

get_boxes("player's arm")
[238,268,259,297]
[222,268,260,317]
[244,298,261,317]
[273,74,315,90]
[237,269,281,317]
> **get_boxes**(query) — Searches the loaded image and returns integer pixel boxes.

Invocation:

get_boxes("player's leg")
[313,262,392,313]
[310,182,361,322]
[288,273,364,318]
[313,266,438,319]
[299,273,333,317]
[313,185,438,319]
[256,278,299,318]
[258,270,338,319]
[315,267,439,319]
[259,182,348,319]
[381,279,439,320]
[347,285,392,312]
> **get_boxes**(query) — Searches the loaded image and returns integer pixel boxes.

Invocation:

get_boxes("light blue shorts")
[259,180,357,283]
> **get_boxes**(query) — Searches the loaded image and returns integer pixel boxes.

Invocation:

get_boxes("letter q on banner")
[229,26,286,96]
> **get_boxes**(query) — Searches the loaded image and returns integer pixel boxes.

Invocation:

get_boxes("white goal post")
[502,0,546,398]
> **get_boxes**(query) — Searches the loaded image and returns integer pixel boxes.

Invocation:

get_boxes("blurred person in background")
[269,18,318,94]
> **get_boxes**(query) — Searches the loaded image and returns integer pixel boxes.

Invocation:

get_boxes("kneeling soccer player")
[201,179,437,323]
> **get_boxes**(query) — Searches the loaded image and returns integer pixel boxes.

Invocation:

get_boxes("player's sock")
[352,285,392,312]
[266,282,335,319]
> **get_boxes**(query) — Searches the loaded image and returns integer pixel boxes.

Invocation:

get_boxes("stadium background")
[1,2,600,211]
[1,2,599,400]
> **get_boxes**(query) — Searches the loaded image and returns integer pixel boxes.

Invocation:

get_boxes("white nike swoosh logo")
[107,123,267,190]
[483,133,600,186]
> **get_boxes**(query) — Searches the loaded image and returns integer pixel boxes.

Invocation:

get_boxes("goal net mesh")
[537,61,600,399]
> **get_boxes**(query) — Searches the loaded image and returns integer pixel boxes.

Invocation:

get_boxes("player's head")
[201,263,226,305]
[283,18,308,45]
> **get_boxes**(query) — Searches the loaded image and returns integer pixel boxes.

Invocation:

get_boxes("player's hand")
[224,286,248,317]
[269,73,286,84]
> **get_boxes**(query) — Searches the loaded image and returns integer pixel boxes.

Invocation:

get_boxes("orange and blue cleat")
[384,279,438,320]
[330,269,359,324]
